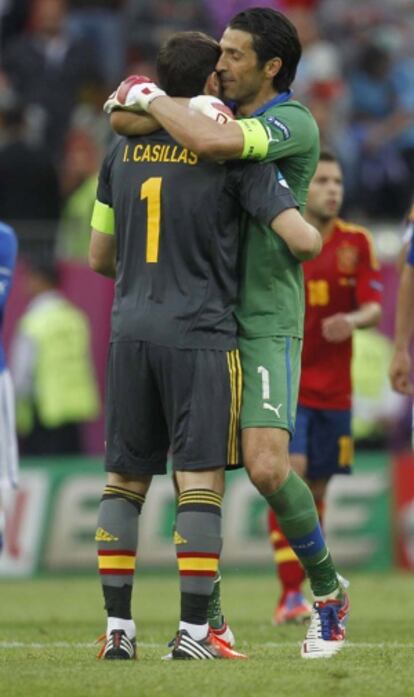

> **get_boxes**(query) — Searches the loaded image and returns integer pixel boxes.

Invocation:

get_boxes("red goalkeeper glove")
[103,75,166,114]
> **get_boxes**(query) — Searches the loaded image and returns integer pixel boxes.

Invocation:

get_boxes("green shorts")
[239,336,302,434]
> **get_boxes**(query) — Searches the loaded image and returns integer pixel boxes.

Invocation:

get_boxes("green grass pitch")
[1,571,413,697]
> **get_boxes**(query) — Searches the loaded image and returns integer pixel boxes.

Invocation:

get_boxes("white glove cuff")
[127,84,167,112]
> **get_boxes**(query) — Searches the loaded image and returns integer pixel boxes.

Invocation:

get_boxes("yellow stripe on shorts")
[226,349,242,465]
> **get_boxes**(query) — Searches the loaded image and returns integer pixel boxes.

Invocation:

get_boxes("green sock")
[207,573,224,629]
[266,471,338,598]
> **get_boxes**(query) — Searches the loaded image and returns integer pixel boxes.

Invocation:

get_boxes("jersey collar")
[250,90,292,117]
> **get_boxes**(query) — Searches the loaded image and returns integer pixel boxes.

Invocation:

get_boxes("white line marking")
[1,641,414,650]
[262,642,414,649]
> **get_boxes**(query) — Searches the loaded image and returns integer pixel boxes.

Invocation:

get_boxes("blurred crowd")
[0,0,413,263]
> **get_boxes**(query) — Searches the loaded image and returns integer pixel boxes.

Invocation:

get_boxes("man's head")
[24,260,60,298]
[30,0,68,38]
[305,151,344,224]
[217,8,301,108]
[156,32,220,98]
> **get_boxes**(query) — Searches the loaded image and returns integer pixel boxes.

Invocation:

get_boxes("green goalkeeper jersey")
[236,94,320,339]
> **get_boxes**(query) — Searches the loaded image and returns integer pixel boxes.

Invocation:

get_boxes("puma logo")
[263,402,283,418]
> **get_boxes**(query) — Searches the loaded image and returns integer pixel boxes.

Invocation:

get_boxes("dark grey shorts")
[105,341,242,475]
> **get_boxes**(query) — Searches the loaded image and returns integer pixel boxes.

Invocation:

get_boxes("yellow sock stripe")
[179,489,222,500]
[98,554,136,571]
[104,486,145,506]
[104,485,146,504]
[177,557,219,573]
[179,490,222,501]
[178,493,222,503]
[178,497,222,508]
[179,491,222,507]
[274,547,299,564]
[270,531,283,544]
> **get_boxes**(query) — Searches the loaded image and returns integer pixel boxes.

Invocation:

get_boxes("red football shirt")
[299,218,382,409]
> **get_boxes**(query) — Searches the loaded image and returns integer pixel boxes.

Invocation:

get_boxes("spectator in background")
[10,260,100,455]
[56,128,102,261]
[389,226,414,396]
[0,90,60,261]
[288,5,356,211]
[352,327,406,449]
[0,221,18,554]
[303,81,357,214]
[0,0,30,51]
[288,4,342,97]
[1,0,104,158]
[348,41,414,220]
[125,0,213,64]
[67,0,127,88]
[206,0,279,37]
[394,200,413,276]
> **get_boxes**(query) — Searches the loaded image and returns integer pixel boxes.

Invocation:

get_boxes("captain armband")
[236,118,270,160]
[91,200,115,235]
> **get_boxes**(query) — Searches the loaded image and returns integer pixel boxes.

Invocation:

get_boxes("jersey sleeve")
[90,140,120,236]
[355,231,383,305]
[236,103,319,163]
[227,161,298,224]
[0,226,18,312]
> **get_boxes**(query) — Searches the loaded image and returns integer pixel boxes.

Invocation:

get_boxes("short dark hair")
[229,8,301,92]
[319,149,339,165]
[157,31,220,97]
[26,259,60,287]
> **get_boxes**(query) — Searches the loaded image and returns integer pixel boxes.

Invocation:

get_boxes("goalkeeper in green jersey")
[106,8,349,659]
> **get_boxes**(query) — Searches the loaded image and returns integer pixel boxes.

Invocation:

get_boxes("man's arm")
[147,97,245,160]
[89,229,116,278]
[323,226,382,342]
[269,209,322,261]
[110,110,160,136]
[106,78,247,159]
[9,332,36,399]
[89,150,116,277]
[109,96,199,137]
[389,262,414,394]
[322,302,382,343]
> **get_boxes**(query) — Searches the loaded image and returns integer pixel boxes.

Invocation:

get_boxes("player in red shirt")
[269,151,383,624]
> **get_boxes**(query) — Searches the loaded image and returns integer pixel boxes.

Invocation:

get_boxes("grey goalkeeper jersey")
[96,130,297,350]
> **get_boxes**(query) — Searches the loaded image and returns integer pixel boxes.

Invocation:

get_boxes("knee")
[107,472,131,487]
[242,429,291,495]
[246,453,289,495]
[107,472,152,495]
